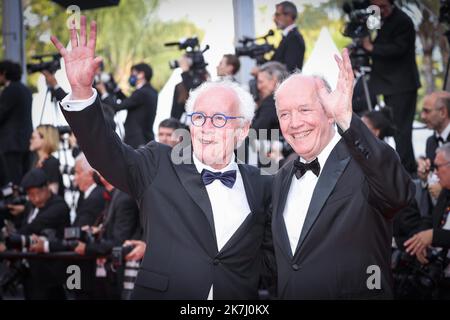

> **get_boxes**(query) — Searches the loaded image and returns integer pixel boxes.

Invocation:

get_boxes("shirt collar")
[300,127,341,173]
[83,183,97,199]
[282,23,297,37]
[437,122,450,141]
[192,152,237,174]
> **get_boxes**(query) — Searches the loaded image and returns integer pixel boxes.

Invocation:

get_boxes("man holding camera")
[0,60,33,186]
[405,143,450,298]
[216,54,240,82]
[0,168,70,299]
[271,1,305,72]
[96,63,158,148]
[362,0,420,174]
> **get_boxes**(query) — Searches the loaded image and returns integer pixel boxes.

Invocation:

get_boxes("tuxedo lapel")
[274,163,297,260]
[293,140,351,259]
[173,154,217,248]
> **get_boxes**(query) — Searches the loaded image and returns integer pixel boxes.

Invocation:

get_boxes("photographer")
[271,1,305,72]
[362,0,420,174]
[0,60,33,185]
[170,55,209,120]
[1,168,70,299]
[405,143,450,298]
[216,54,240,82]
[83,174,141,299]
[96,63,158,149]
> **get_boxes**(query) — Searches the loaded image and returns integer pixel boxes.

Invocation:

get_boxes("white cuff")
[60,88,98,112]
[44,240,50,253]
[101,92,109,100]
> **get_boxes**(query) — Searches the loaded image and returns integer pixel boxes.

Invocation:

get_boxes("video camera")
[342,0,373,70]
[111,245,135,268]
[26,53,61,74]
[165,37,209,71]
[0,183,27,212]
[235,30,275,65]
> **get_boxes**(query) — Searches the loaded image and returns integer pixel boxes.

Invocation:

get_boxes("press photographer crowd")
[1,0,450,300]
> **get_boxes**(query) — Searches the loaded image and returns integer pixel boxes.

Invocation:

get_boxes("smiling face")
[190,86,249,169]
[275,76,335,161]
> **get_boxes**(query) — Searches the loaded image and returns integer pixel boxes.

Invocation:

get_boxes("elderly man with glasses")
[51,16,274,300]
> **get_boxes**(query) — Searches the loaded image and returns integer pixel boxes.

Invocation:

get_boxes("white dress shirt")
[83,183,97,200]
[193,153,251,300]
[282,23,297,37]
[283,130,341,256]
[436,122,450,145]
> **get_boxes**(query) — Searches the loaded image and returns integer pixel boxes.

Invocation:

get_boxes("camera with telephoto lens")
[111,245,135,268]
[0,183,27,212]
[342,0,373,70]
[61,226,96,250]
[392,248,448,299]
[235,30,275,66]
[26,53,61,74]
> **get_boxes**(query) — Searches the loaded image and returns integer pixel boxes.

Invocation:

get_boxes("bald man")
[271,50,415,299]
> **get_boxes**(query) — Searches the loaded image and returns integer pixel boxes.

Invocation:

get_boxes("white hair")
[75,153,93,172]
[185,80,255,124]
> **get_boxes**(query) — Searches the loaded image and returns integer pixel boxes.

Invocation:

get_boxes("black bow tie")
[436,136,445,145]
[293,158,321,179]
[201,169,236,188]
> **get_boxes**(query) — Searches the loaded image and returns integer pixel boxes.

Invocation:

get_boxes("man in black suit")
[96,63,158,148]
[362,0,420,174]
[271,1,305,72]
[2,168,71,299]
[271,49,415,299]
[51,16,274,300]
[0,60,33,185]
[405,143,450,298]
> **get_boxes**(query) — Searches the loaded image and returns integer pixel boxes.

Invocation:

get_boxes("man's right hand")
[42,70,58,88]
[51,15,103,100]
[417,157,431,182]
[123,240,146,261]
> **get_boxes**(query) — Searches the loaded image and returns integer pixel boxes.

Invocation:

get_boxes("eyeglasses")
[434,161,450,171]
[187,112,244,128]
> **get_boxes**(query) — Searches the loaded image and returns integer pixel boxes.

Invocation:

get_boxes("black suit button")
[213,259,220,265]
[354,139,361,147]
[292,264,301,271]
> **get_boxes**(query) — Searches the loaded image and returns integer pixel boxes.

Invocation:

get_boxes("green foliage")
[19,0,203,91]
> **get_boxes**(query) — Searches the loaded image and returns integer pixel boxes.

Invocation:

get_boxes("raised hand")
[51,15,103,100]
[315,48,354,131]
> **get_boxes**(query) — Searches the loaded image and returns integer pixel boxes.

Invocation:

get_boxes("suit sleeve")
[340,114,416,219]
[104,90,143,112]
[251,100,278,132]
[371,18,415,59]
[60,97,161,199]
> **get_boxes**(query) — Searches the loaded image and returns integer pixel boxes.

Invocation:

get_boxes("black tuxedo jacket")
[252,94,279,137]
[61,98,274,300]
[271,27,305,72]
[369,7,420,96]
[103,83,158,148]
[272,114,415,299]
[0,81,33,153]
[425,134,450,163]
[73,185,106,227]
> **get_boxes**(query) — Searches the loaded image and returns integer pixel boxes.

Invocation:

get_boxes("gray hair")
[75,153,93,172]
[274,73,332,110]
[259,61,289,84]
[437,143,450,161]
[185,79,255,123]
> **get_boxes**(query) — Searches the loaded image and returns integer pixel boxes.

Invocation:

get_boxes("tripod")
[443,30,450,91]
[355,65,374,112]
